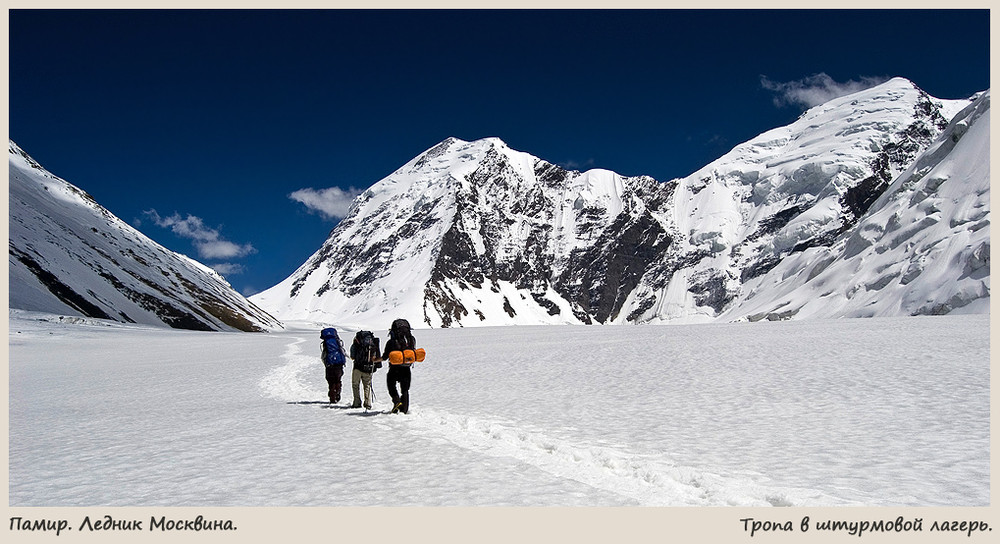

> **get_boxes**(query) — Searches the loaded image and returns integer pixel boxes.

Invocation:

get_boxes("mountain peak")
[253,82,988,328]
[422,136,508,153]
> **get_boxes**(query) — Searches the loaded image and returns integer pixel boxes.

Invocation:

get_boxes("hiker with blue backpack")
[320,328,347,403]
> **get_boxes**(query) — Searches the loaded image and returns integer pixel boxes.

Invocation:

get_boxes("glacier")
[9,311,989,507]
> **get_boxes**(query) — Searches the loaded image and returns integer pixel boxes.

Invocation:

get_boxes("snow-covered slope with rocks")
[720,90,990,321]
[253,136,677,328]
[254,78,987,328]
[8,141,282,332]
[636,78,988,323]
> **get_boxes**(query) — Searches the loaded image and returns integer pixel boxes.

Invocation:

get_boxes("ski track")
[261,334,851,507]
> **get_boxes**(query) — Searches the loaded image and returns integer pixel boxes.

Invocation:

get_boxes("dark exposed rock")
[432,212,486,288]
[687,271,736,314]
[790,230,841,254]
[751,205,803,241]
[11,245,114,321]
[534,160,573,188]
[423,280,468,327]
[741,254,782,283]
[531,293,562,316]
[555,211,673,323]
[502,296,516,317]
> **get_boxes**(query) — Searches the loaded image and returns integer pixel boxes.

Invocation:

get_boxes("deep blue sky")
[9,9,990,296]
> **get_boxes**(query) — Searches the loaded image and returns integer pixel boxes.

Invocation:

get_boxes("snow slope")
[9,311,989,506]
[720,91,991,320]
[8,141,282,332]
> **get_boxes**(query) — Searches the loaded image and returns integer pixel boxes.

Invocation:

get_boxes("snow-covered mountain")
[719,88,991,321]
[254,77,989,328]
[254,135,677,327]
[8,141,282,332]
[644,79,989,322]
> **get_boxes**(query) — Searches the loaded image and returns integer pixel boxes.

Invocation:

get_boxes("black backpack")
[390,318,415,350]
[352,330,381,373]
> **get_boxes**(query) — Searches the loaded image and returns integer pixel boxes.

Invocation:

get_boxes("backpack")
[390,318,415,350]
[320,327,346,366]
[351,330,381,373]
[387,318,425,366]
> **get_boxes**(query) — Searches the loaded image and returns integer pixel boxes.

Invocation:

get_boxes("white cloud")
[289,186,364,220]
[761,73,888,109]
[144,210,256,260]
[198,241,255,260]
[210,263,245,276]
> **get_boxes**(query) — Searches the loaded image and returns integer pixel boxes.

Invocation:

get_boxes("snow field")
[9,312,989,506]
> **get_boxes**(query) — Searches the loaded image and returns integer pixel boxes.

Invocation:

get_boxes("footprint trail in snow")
[397,409,853,507]
[263,335,852,506]
[259,335,324,402]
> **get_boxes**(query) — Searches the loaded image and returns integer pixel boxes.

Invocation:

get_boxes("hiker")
[349,331,381,409]
[320,328,347,403]
[383,318,417,414]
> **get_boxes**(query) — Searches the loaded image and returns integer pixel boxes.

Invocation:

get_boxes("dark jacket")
[383,331,414,413]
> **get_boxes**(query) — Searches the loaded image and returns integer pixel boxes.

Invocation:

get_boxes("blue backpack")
[320,328,346,366]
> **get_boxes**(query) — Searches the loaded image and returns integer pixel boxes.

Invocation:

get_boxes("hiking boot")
[391,402,403,414]
[350,401,362,408]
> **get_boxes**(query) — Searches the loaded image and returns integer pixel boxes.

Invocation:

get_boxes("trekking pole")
[367,354,376,411]
[366,376,377,412]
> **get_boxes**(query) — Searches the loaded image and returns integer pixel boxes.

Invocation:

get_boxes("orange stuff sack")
[389,348,426,365]
[388,350,404,365]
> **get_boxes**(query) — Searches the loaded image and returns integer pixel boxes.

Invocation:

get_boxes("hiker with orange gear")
[382,318,420,414]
